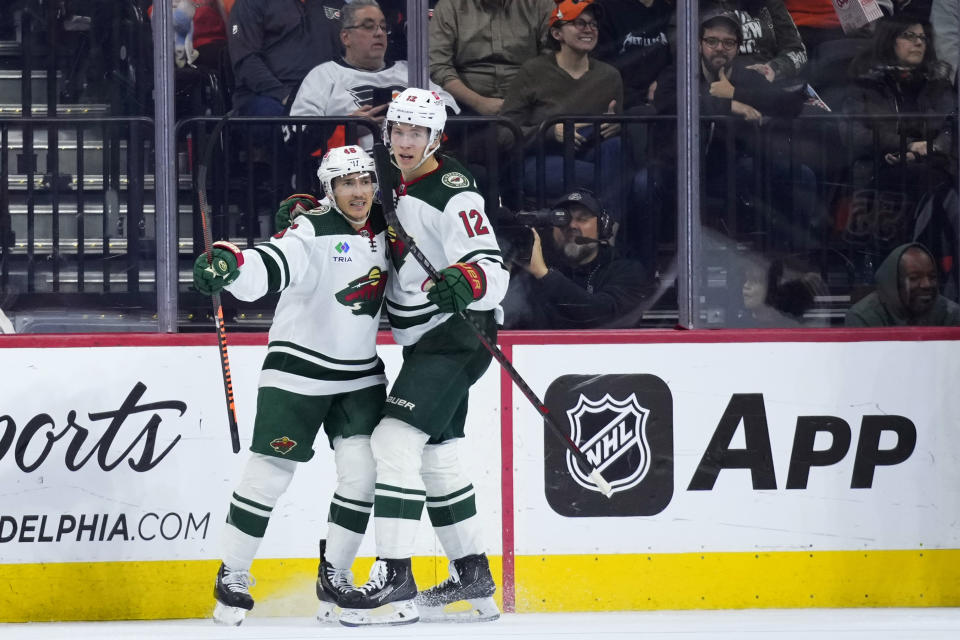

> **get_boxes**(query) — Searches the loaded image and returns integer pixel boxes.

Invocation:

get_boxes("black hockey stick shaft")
[198,116,241,454]
[372,143,612,497]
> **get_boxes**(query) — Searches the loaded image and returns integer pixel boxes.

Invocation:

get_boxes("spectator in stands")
[594,0,675,111]
[712,0,807,82]
[429,0,555,116]
[227,0,344,117]
[501,188,651,329]
[499,0,625,221]
[592,0,675,267]
[931,0,959,82]
[730,254,824,327]
[656,8,804,121]
[655,7,812,243]
[289,0,459,154]
[846,242,960,326]
[842,15,956,249]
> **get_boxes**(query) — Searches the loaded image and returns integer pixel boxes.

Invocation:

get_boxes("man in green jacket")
[846,243,960,327]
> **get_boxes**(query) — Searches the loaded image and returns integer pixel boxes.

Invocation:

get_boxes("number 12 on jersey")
[457,209,490,238]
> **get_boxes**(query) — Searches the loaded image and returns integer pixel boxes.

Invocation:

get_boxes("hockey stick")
[197,115,241,454]
[372,142,613,497]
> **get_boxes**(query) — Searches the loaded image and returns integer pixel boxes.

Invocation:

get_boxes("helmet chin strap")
[332,202,371,227]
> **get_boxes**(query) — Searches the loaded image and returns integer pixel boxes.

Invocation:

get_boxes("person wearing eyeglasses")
[841,15,956,254]
[652,7,811,244]
[499,0,626,224]
[654,8,804,123]
[711,0,807,83]
[289,0,459,156]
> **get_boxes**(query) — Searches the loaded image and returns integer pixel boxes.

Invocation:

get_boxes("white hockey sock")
[220,453,296,570]
[325,436,375,569]
[370,417,429,559]
[422,440,486,560]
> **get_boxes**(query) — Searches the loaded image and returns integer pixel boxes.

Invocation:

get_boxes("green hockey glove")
[425,262,487,314]
[275,193,320,232]
[193,241,244,295]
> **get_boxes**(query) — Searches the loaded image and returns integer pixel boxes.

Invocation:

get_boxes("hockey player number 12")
[458,209,490,237]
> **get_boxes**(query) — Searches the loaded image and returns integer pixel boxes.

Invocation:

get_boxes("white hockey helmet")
[317,145,377,222]
[383,87,447,165]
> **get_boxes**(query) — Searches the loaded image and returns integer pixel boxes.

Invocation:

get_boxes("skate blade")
[316,600,341,624]
[419,597,500,623]
[212,601,249,626]
[339,600,419,627]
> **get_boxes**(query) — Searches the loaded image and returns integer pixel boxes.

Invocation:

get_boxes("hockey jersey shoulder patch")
[405,156,480,213]
[303,205,354,237]
[441,172,470,189]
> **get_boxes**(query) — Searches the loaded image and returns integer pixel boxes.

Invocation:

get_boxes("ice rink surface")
[2,609,960,640]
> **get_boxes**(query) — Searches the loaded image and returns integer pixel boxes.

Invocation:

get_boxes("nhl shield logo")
[544,373,673,517]
[565,393,651,495]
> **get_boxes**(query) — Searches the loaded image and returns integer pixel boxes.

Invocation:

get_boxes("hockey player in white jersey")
[337,88,508,627]
[194,145,388,626]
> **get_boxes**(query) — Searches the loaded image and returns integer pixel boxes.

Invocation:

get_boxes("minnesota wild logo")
[441,172,470,189]
[269,436,298,455]
[335,266,388,317]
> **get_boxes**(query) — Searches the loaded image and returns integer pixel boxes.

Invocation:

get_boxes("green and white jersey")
[385,155,509,345]
[226,200,389,396]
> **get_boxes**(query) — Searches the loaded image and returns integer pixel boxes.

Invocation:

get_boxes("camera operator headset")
[523,188,615,287]
[506,187,649,329]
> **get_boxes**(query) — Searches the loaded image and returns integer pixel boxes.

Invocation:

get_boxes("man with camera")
[502,188,652,329]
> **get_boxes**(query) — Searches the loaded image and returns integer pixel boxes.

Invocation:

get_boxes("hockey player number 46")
[458,209,490,237]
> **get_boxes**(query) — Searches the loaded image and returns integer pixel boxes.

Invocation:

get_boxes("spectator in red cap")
[500,0,627,223]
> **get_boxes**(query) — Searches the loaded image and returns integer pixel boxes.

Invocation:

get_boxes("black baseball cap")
[700,6,741,38]
[551,189,604,217]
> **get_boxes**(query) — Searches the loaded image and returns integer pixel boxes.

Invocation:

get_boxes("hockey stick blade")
[371,142,613,498]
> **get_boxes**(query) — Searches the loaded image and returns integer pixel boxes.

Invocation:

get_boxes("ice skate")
[212,562,255,626]
[315,539,354,624]
[338,558,419,627]
[415,553,500,622]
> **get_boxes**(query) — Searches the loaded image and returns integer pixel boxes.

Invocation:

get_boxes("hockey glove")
[275,193,320,232]
[425,262,486,314]
[193,241,244,295]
